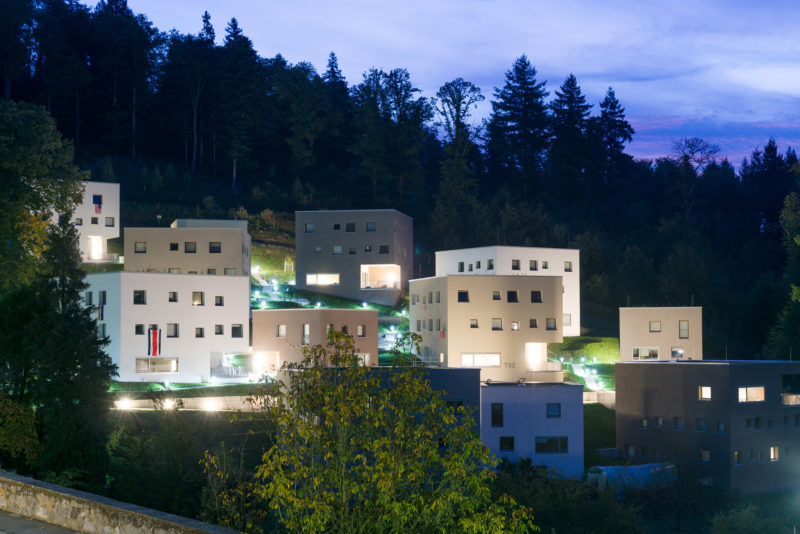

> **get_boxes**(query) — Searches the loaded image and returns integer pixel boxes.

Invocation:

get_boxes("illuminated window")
[649,321,661,332]
[531,291,542,303]
[511,321,520,331]
[564,260,572,272]
[491,318,503,331]
[491,403,503,427]
[470,319,478,328]
[499,436,514,451]
[195,327,204,338]
[304,223,314,233]
[699,386,712,400]
[133,290,146,305]
[547,403,561,418]
[168,291,178,302]
[672,347,684,358]
[209,241,221,253]
[679,320,689,339]
[105,217,115,227]
[224,268,236,275]
[507,290,518,303]
[738,386,765,403]
[333,245,343,255]
[734,450,742,465]
[185,241,196,253]
[135,241,146,253]
[136,357,178,374]
[232,324,243,338]
[546,318,557,331]
[536,436,568,454]
[169,268,181,274]
[277,324,286,337]
[306,273,340,285]
[169,242,178,251]
[633,347,658,359]
[366,222,376,232]
[167,323,179,338]
[699,450,710,464]
[192,291,204,306]
[461,353,500,367]
[215,296,224,306]
[511,259,520,270]
[314,246,322,253]
[357,324,365,337]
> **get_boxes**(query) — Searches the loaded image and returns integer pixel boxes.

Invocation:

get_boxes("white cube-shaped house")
[481,382,584,478]
[67,181,120,262]
[295,210,413,306]
[252,308,379,371]
[124,219,251,276]
[86,271,251,382]
[619,307,703,361]
[409,275,563,382]
[434,246,580,337]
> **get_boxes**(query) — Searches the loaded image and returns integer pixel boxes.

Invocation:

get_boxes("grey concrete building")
[295,210,413,306]
[616,360,800,494]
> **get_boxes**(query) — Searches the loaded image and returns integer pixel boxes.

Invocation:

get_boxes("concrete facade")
[409,275,563,382]
[124,219,251,276]
[252,308,379,370]
[295,210,413,306]
[619,307,702,361]
[615,360,800,494]
[86,271,250,382]
[66,181,120,262]
[434,246,580,336]
[481,382,584,478]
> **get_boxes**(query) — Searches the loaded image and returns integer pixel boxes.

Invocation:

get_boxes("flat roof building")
[619,307,702,361]
[65,181,120,262]
[295,210,413,306]
[616,360,800,494]
[409,274,563,382]
[481,382,584,478]
[123,219,251,277]
[252,308,379,371]
[435,246,580,336]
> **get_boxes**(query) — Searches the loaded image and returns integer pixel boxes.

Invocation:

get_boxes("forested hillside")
[4,0,800,358]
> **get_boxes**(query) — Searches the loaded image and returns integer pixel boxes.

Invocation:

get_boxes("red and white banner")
[148,327,161,356]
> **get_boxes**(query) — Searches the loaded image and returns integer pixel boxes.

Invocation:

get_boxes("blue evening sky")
[127,0,800,164]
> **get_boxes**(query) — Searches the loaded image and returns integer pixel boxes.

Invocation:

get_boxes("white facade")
[481,382,584,478]
[435,246,580,336]
[86,271,250,382]
[67,181,120,262]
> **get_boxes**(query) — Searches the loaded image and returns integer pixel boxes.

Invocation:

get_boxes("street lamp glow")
[116,398,133,410]
[164,399,176,410]
[362,302,368,308]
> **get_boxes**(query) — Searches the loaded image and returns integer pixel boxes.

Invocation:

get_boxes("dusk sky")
[127,0,800,165]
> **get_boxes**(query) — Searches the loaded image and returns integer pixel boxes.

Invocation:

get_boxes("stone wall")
[0,471,236,533]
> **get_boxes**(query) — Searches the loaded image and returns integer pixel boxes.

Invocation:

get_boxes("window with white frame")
[738,386,765,403]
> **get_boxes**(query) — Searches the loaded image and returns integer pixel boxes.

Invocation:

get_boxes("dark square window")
[546,403,561,418]
[457,290,469,302]
[209,242,221,253]
[491,403,503,427]
[379,245,389,254]
[366,222,376,232]
[91,217,98,224]
[231,324,243,338]
[349,248,356,255]
[346,222,355,232]
[511,259,520,270]
[92,194,102,205]
[531,291,542,303]
[507,290,519,303]
[499,436,514,451]
[215,295,224,306]
[333,223,340,230]
[169,242,178,251]
[535,436,568,453]
[185,241,197,253]
[133,290,146,305]
[135,324,144,335]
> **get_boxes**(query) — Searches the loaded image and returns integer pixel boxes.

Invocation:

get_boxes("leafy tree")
[486,55,549,199]
[243,331,536,533]
[0,99,85,293]
[0,395,41,469]
[710,504,790,534]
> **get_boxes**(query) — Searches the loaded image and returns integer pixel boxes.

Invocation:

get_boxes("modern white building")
[481,382,584,478]
[124,219,251,276]
[434,246,580,336]
[66,181,120,262]
[619,306,703,361]
[295,210,413,306]
[86,271,250,382]
[409,274,564,382]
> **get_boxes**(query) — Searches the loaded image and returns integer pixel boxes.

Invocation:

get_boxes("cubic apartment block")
[68,181,120,262]
[86,271,250,382]
[295,210,413,306]
[619,307,703,361]
[616,360,800,494]
[409,275,563,382]
[252,308,379,372]
[481,382,584,477]
[124,219,251,276]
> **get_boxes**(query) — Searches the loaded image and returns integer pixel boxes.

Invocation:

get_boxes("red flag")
[148,328,161,356]
[95,204,102,214]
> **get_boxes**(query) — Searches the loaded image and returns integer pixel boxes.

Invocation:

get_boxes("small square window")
[649,321,661,333]
[546,403,561,418]
[192,291,204,306]
[492,291,501,301]
[366,222,376,232]
[379,245,389,254]
[674,417,685,431]
[215,295,224,306]
[169,291,178,302]
[470,319,478,328]
[135,241,147,253]
[546,318,556,330]
[185,241,197,253]
[133,290,146,305]
[135,324,144,335]
[304,223,315,233]
[654,416,664,427]
[529,260,538,271]
[529,318,538,328]
[345,222,355,232]
[349,247,356,255]
[333,245,343,255]
[231,324,243,338]
[333,223,341,231]
[364,245,372,252]
[639,418,648,429]
[167,323,179,338]
[457,290,469,302]
[507,290,518,303]
[531,291,542,303]
[169,242,178,251]
[195,327,204,338]
[209,241,221,253]
[698,386,712,400]
[499,436,514,451]
[91,216,98,224]
[672,347,684,358]
[75,217,83,226]
[491,318,503,331]
[511,259,520,271]
[511,321,520,331]
[699,450,710,463]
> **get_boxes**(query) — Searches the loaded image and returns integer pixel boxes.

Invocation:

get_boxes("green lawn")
[584,403,629,469]
[109,382,263,399]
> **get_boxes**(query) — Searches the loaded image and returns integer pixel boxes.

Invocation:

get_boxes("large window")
[633,347,658,359]
[649,321,661,332]
[136,357,178,374]
[738,386,765,403]
[491,403,503,427]
[679,320,689,339]
[360,264,400,289]
[535,436,568,454]
[546,318,557,331]
[133,290,146,305]
[306,273,340,286]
